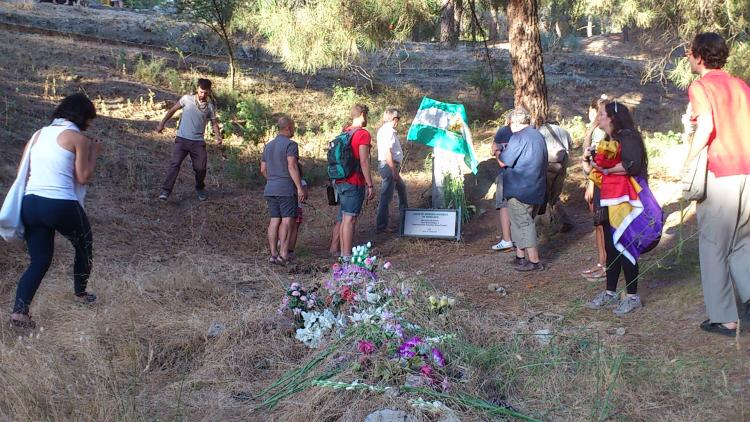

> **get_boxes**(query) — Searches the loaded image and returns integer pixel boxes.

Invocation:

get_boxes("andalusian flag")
[407,97,479,174]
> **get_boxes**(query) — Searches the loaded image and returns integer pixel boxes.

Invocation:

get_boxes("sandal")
[270,256,287,266]
[75,292,97,305]
[582,264,605,280]
[10,314,36,330]
[700,319,737,337]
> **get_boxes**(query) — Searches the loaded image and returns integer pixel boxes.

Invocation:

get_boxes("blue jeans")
[376,164,408,230]
[14,195,93,314]
[335,182,365,222]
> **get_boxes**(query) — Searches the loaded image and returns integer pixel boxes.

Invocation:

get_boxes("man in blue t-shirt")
[490,119,513,252]
[498,107,547,272]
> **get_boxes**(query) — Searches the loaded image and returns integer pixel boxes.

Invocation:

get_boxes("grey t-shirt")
[262,135,299,197]
[176,95,217,141]
[538,123,572,163]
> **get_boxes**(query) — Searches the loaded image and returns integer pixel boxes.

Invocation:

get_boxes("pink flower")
[291,291,300,297]
[300,296,307,302]
[291,282,300,289]
[420,365,433,377]
[364,257,373,267]
[358,340,376,355]
[383,261,392,270]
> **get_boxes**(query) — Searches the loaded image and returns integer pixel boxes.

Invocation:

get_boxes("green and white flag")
[407,97,479,174]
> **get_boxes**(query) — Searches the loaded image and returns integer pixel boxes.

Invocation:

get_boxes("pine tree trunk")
[488,6,500,41]
[224,39,239,89]
[454,0,463,41]
[507,0,548,126]
[440,0,457,46]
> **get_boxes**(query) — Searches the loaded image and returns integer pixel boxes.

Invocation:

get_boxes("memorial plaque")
[399,208,461,240]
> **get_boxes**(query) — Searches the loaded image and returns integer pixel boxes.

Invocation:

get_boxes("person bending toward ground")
[684,32,750,336]
[581,96,609,280]
[490,116,514,252]
[10,94,102,329]
[498,107,548,272]
[261,116,306,265]
[156,78,222,202]
[584,102,649,315]
[538,121,575,233]
[376,107,408,233]
[329,104,375,259]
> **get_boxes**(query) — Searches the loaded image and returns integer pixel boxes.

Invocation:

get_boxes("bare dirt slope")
[0,8,748,422]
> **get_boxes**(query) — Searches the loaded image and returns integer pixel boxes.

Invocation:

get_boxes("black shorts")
[266,195,298,218]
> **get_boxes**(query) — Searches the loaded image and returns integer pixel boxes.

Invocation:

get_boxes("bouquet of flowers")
[398,336,450,390]
[279,282,320,321]
[350,242,377,270]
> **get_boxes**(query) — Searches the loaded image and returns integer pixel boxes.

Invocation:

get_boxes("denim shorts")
[335,182,365,221]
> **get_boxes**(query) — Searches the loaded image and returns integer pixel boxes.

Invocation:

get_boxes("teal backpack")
[327,128,360,180]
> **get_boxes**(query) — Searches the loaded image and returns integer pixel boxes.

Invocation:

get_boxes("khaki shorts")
[507,198,539,249]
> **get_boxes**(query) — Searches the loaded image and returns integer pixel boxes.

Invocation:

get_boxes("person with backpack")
[538,121,575,233]
[4,94,101,329]
[328,104,375,260]
[584,101,661,315]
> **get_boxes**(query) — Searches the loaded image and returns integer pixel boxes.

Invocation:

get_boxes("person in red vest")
[685,32,750,337]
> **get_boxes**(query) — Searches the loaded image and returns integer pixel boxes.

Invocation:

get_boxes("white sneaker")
[491,240,514,251]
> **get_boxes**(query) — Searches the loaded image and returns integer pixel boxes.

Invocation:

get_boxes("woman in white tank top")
[10,94,102,329]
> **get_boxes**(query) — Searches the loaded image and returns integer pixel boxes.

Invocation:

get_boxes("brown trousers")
[161,137,207,193]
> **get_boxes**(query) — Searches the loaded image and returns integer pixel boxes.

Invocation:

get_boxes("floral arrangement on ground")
[259,242,542,421]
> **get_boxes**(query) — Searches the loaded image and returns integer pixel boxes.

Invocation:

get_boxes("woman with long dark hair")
[583,101,657,316]
[9,93,101,329]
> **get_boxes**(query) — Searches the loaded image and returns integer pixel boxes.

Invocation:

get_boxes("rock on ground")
[364,409,419,422]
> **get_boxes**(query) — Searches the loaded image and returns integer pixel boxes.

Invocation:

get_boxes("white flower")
[319,309,338,330]
[365,285,381,303]
[366,242,372,248]
[350,309,376,324]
